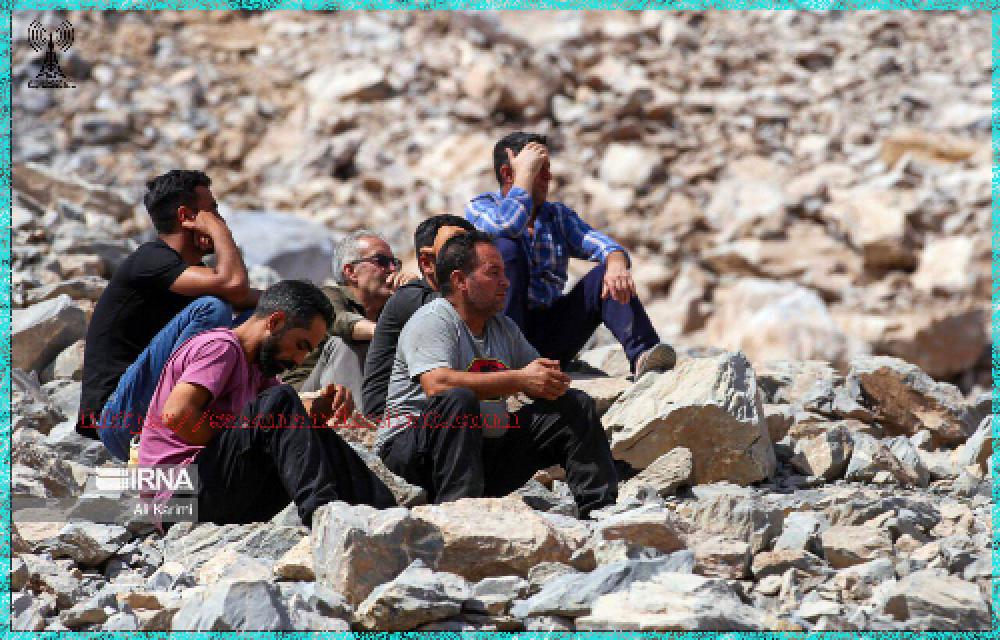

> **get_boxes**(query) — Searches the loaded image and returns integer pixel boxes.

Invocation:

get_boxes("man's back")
[79,239,193,430]
[139,328,273,467]
[361,278,438,420]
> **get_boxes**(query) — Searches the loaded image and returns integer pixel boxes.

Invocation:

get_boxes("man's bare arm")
[170,211,251,304]
[420,358,569,401]
[158,382,214,446]
[350,319,377,341]
[420,367,525,400]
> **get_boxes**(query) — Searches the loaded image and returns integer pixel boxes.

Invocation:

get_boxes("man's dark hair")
[253,280,335,332]
[436,231,495,297]
[143,170,212,233]
[413,214,475,253]
[493,131,548,186]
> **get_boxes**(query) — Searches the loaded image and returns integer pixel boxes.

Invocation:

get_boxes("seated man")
[79,170,258,461]
[140,280,396,527]
[283,230,416,402]
[378,232,618,519]
[361,214,474,421]
[465,132,675,379]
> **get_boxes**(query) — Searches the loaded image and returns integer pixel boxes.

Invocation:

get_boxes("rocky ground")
[11,10,993,631]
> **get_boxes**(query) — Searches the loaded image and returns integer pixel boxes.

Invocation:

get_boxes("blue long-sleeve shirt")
[465,186,627,309]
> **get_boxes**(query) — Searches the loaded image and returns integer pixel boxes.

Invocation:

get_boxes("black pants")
[195,384,396,527]
[379,387,618,518]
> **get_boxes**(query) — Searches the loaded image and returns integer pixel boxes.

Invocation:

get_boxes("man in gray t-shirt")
[378,231,618,518]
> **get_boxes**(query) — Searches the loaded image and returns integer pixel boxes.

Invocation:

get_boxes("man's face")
[459,243,509,317]
[345,236,398,303]
[258,314,327,378]
[419,225,467,286]
[529,145,552,206]
[190,185,218,255]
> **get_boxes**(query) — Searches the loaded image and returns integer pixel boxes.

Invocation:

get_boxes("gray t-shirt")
[377,297,539,452]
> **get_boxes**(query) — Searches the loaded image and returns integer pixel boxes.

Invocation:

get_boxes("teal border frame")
[2,5,998,637]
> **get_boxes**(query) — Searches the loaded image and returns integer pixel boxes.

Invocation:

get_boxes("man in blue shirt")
[465,132,675,379]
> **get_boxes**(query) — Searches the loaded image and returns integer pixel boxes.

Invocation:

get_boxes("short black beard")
[258,333,295,378]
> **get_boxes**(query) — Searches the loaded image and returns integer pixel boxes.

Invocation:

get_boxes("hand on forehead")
[431,225,468,256]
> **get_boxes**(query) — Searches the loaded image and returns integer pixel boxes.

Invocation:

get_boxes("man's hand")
[387,270,419,291]
[519,358,571,400]
[308,383,354,427]
[180,208,228,240]
[507,143,549,193]
[601,252,636,305]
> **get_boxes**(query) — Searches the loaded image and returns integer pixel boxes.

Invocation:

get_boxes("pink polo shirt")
[140,328,279,468]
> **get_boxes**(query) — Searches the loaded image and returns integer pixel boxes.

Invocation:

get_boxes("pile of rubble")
[10,346,992,631]
[11,10,992,631]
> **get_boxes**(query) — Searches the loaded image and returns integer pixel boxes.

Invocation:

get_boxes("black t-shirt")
[361,278,438,420]
[77,239,193,437]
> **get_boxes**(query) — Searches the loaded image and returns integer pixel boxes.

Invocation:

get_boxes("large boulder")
[790,425,853,480]
[13,295,87,373]
[411,496,582,582]
[820,525,892,569]
[881,569,990,630]
[511,556,687,619]
[222,211,336,283]
[702,279,847,366]
[575,572,765,630]
[172,581,292,631]
[678,487,784,555]
[593,504,691,554]
[877,306,989,379]
[602,352,776,484]
[846,356,973,446]
[312,502,443,606]
[619,447,694,499]
[356,560,470,631]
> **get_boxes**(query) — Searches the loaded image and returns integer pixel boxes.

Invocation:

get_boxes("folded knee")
[437,386,480,413]
[190,296,235,327]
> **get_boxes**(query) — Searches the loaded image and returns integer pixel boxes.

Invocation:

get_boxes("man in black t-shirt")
[361,214,474,421]
[79,170,258,461]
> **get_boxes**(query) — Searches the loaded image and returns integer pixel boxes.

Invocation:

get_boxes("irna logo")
[95,466,198,493]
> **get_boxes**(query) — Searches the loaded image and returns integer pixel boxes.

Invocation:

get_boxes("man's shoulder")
[177,328,242,359]
[400,298,455,334]
[133,239,183,262]
[408,296,450,321]
[322,284,358,307]
[385,281,436,313]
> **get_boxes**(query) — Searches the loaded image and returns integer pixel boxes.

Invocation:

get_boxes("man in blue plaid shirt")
[465,131,675,379]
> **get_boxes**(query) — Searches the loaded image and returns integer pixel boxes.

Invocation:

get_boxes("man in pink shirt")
[140,279,395,527]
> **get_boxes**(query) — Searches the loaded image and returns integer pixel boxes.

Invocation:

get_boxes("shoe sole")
[636,343,677,378]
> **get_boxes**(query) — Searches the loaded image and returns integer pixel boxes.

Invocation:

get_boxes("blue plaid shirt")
[465,187,628,309]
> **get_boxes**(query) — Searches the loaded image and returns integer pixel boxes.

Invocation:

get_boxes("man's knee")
[189,296,235,328]
[558,388,599,421]
[254,384,305,416]
[435,387,480,414]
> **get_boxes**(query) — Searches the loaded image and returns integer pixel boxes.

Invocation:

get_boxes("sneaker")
[635,343,677,379]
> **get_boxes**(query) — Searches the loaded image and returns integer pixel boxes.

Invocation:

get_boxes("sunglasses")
[349,254,402,270]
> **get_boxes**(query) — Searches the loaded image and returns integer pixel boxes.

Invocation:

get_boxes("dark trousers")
[379,387,618,518]
[195,384,396,527]
[496,237,660,372]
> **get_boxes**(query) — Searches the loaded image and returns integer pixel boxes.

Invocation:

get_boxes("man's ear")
[266,310,287,334]
[176,204,194,224]
[450,268,466,294]
[342,264,358,286]
[417,249,434,275]
[499,163,514,187]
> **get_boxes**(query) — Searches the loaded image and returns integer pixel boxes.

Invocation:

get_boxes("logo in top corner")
[27,19,76,89]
